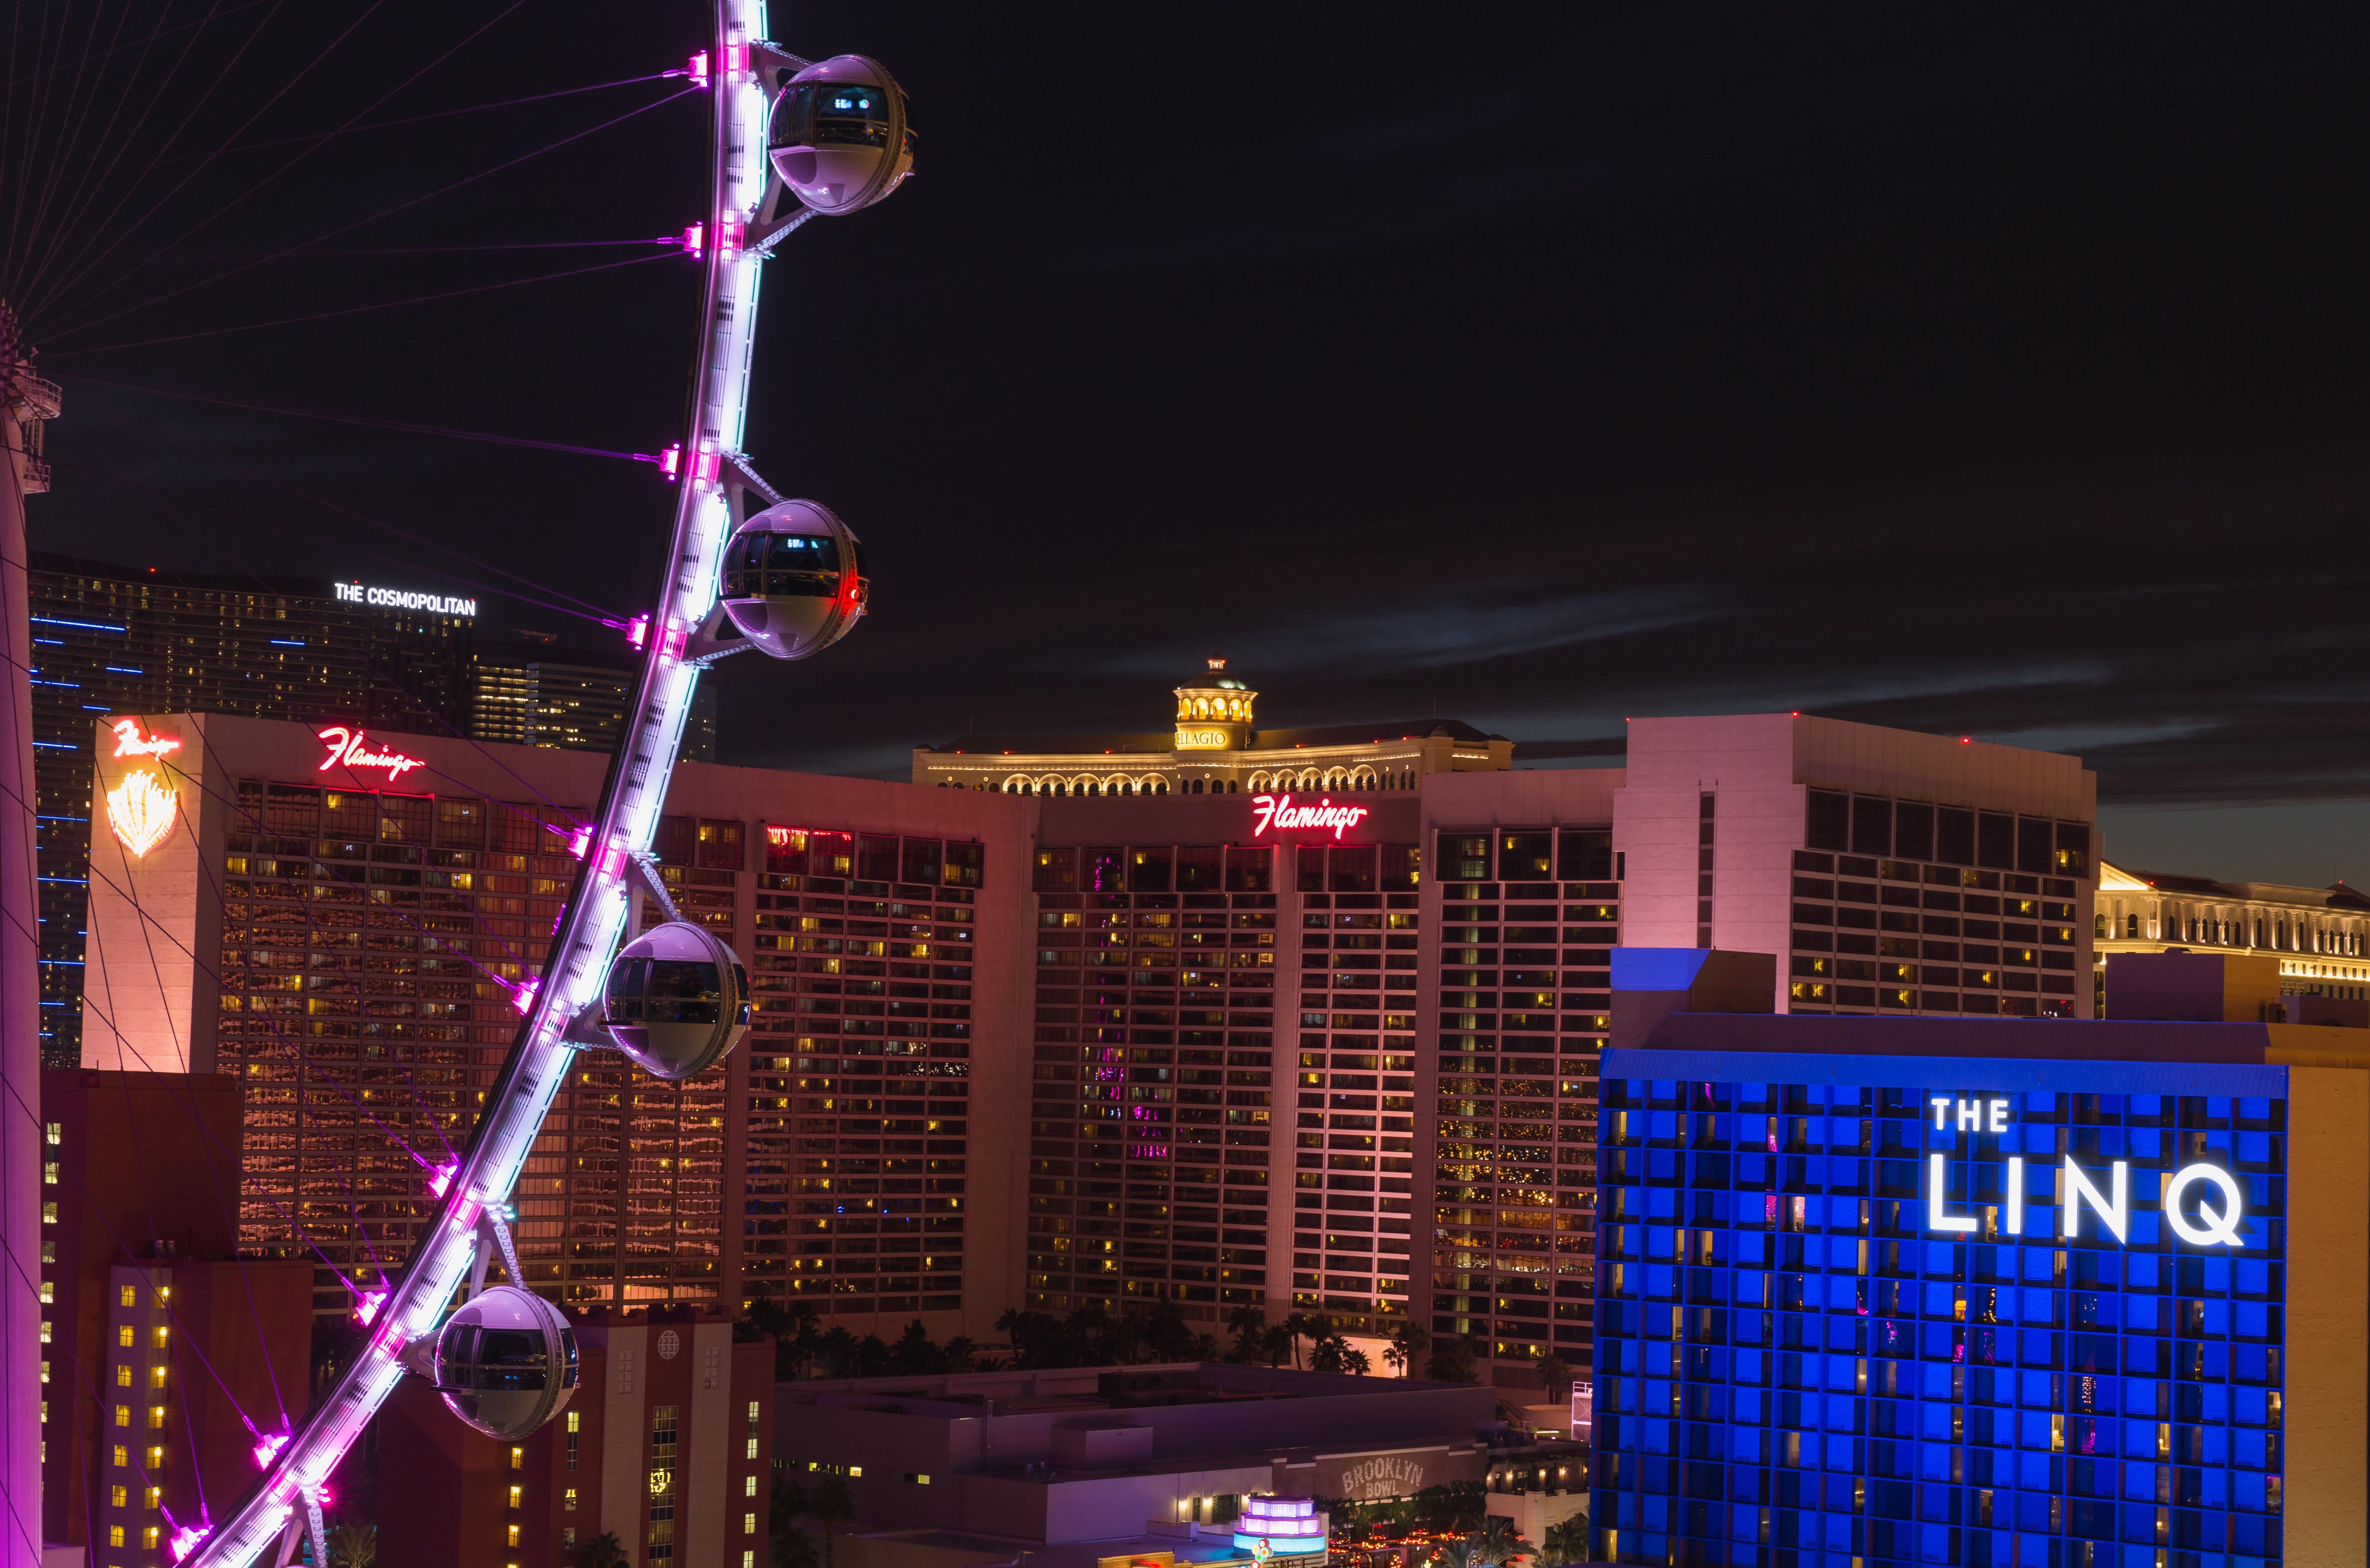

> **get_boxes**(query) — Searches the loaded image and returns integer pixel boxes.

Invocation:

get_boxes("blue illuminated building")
[1590,949,2366,1568]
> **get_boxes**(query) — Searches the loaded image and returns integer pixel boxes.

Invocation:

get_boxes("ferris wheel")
[0,3,914,1564]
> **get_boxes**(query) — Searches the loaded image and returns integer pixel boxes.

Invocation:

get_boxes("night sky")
[10,4,2370,883]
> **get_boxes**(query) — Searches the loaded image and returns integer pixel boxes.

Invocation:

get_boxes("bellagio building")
[82,700,2097,1392]
[910,658,1514,796]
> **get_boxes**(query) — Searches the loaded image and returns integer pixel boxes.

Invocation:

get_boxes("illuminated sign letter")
[2004,1156,2025,1235]
[2060,1158,2130,1243]
[2163,1163,2247,1248]
[108,720,182,761]
[317,726,425,784]
[1248,793,1370,841]
[1926,1152,1976,1234]
[105,770,179,858]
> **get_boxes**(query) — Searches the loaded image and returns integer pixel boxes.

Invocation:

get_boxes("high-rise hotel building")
[28,554,710,1069]
[83,695,2095,1389]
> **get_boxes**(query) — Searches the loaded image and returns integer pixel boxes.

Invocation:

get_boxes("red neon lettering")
[1249,793,1370,841]
[109,719,182,760]
[316,726,424,783]
[766,825,796,847]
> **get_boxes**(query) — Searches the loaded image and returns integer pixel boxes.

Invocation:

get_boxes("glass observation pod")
[718,497,870,659]
[768,54,914,216]
[602,919,753,1080]
[432,1285,582,1440]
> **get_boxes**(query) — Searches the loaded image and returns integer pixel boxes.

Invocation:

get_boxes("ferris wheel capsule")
[718,498,868,660]
[432,1285,580,1441]
[768,55,914,216]
[602,920,751,1080]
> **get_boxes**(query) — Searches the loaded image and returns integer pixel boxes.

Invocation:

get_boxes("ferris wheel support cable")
[29,0,528,334]
[65,368,673,467]
[11,0,134,305]
[20,0,374,318]
[44,235,681,356]
[16,0,284,325]
[15,70,685,205]
[0,1,276,97]
[2,0,228,304]
[37,46,668,342]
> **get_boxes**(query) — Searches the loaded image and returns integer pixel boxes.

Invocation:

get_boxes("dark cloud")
[11,3,2370,869]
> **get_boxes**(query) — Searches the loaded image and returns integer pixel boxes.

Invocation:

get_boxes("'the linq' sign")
[1925,1096,2247,1249]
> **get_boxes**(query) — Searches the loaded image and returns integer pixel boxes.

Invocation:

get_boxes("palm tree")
[1260,1322,1295,1368]
[1541,1517,1589,1567]
[1534,1355,1574,1408]
[1478,1513,1525,1567]
[324,1523,375,1568]
[1281,1312,1314,1369]
[1384,1321,1430,1379]
[775,1527,821,1568]
[1423,1334,1480,1384]
[1225,1303,1266,1363]
[1432,1534,1484,1568]
[811,1474,856,1568]
[577,1532,629,1568]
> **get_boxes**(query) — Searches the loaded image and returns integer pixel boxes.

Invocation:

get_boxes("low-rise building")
[38,1070,312,1568]
[376,1307,775,1568]
[2093,860,2370,1014]
[776,1363,1496,1568]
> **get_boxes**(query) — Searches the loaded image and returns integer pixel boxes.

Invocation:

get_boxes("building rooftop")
[926,720,1502,756]
[2104,859,2370,912]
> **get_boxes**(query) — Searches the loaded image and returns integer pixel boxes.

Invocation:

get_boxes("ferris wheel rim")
[179,3,784,1561]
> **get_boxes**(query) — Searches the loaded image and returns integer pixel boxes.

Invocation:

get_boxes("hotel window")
[746,1513,759,1533]
[506,1522,520,1547]
[1696,794,1715,947]
[1026,842,1274,1320]
[1432,824,1614,1373]
[564,1487,577,1512]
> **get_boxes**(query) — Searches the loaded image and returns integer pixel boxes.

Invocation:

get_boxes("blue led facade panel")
[1590,1046,2367,1568]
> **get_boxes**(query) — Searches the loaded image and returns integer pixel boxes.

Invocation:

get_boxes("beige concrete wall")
[2279,1064,2367,1566]
[1612,713,2100,1015]
[82,713,220,1072]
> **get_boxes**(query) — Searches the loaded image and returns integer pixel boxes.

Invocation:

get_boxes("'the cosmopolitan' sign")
[334,581,477,616]
[1924,1096,2246,1249]
[1250,793,1370,840]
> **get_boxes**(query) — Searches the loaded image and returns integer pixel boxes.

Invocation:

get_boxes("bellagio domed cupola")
[1173,657,1256,752]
